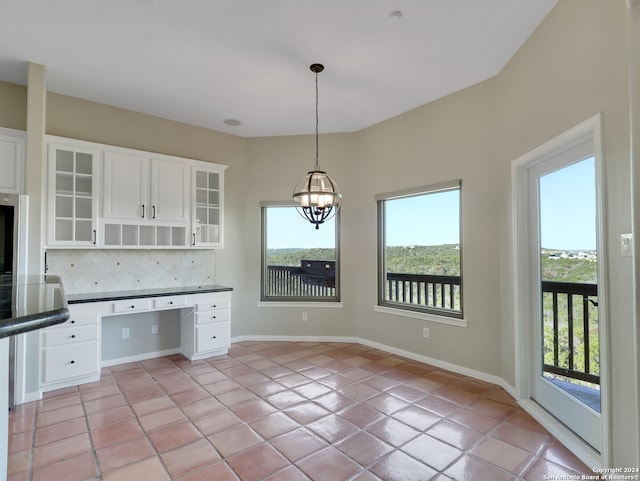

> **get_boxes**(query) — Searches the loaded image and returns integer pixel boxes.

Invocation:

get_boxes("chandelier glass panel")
[292,63,342,229]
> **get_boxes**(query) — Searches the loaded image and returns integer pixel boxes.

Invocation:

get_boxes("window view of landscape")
[539,157,600,411]
[379,185,462,316]
[262,206,338,299]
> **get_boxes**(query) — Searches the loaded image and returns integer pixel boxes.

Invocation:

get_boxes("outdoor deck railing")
[541,280,599,385]
[385,272,462,311]
[265,265,336,297]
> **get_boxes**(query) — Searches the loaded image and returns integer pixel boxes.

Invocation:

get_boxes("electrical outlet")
[423,327,430,338]
[151,324,158,335]
[302,312,309,321]
[122,327,130,339]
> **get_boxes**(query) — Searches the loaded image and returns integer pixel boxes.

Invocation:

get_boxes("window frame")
[376,180,464,320]
[260,201,341,303]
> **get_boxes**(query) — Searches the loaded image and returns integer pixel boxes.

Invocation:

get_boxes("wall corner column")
[627,0,640,470]
[25,62,46,275]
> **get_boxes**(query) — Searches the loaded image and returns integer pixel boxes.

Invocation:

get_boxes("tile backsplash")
[46,249,217,295]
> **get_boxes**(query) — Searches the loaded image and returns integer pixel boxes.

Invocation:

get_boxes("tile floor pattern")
[8,341,598,481]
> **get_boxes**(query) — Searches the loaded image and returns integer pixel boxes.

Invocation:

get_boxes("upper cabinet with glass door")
[47,141,99,247]
[191,163,226,248]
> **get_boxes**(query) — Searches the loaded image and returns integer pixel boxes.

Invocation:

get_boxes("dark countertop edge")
[0,308,70,339]
[68,285,234,304]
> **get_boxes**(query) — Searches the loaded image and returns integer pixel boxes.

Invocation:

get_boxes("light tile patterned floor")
[8,341,596,481]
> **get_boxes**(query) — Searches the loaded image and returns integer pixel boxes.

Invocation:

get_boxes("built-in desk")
[39,285,232,394]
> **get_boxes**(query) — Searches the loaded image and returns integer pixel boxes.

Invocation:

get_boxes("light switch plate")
[621,233,633,257]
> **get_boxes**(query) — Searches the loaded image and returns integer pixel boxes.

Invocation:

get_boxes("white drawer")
[42,325,99,347]
[112,298,152,313]
[154,295,187,309]
[42,341,100,384]
[195,309,230,325]
[59,311,97,328]
[196,322,230,353]
[195,295,230,312]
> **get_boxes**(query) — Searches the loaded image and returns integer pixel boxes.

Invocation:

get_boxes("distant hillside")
[268,245,597,284]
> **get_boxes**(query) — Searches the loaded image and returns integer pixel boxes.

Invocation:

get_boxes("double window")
[376,180,463,319]
[261,202,340,302]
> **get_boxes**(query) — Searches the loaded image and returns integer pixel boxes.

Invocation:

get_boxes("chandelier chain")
[315,69,320,170]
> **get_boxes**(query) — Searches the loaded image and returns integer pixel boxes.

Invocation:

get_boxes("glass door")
[530,154,602,452]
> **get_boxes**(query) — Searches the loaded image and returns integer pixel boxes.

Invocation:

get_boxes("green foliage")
[540,252,597,283]
[384,244,460,276]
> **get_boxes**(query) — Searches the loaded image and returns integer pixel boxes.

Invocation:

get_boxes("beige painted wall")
[0,81,27,131]
[241,133,357,338]
[0,0,636,465]
[496,0,634,466]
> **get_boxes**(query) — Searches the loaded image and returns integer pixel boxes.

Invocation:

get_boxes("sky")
[539,157,596,250]
[266,156,597,251]
[266,206,336,249]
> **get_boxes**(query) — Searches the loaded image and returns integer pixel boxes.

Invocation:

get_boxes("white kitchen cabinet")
[46,141,99,247]
[0,129,25,194]
[191,164,226,248]
[45,135,225,249]
[40,304,101,391]
[181,292,231,360]
[103,151,148,220]
[103,152,189,222]
[102,151,189,247]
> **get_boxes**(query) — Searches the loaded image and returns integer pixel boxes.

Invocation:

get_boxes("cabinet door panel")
[196,322,230,353]
[103,152,148,220]
[151,159,188,222]
[0,133,24,194]
[42,341,100,384]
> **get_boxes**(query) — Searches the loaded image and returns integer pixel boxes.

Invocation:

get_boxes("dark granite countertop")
[67,284,233,304]
[0,275,70,339]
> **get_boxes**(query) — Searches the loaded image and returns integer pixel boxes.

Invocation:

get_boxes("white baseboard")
[101,348,182,368]
[232,334,516,398]
[519,399,601,468]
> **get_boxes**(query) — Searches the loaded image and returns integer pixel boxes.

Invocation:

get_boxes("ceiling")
[0,0,557,137]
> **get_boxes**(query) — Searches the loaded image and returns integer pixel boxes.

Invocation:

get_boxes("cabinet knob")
[130,305,135,309]
[70,360,75,364]
[211,316,216,319]
[169,301,173,305]
[70,320,76,324]
[70,334,76,339]
[212,305,216,308]
[211,336,217,340]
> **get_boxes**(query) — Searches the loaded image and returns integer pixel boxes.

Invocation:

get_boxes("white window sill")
[257,301,344,308]
[373,305,467,327]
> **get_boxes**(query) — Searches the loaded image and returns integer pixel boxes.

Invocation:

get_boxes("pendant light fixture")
[292,63,342,229]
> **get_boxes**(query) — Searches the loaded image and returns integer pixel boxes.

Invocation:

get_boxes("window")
[261,202,340,302]
[376,180,463,319]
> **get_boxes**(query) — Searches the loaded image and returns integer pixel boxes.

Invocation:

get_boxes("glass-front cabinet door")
[191,164,226,247]
[47,142,99,247]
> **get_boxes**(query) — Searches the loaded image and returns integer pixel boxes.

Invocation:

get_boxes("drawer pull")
[70,334,76,339]
[70,360,75,364]
[130,305,135,309]
[70,320,76,324]
[211,304,216,308]
[211,336,217,340]
[211,315,216,319]
[169,301,173,305]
